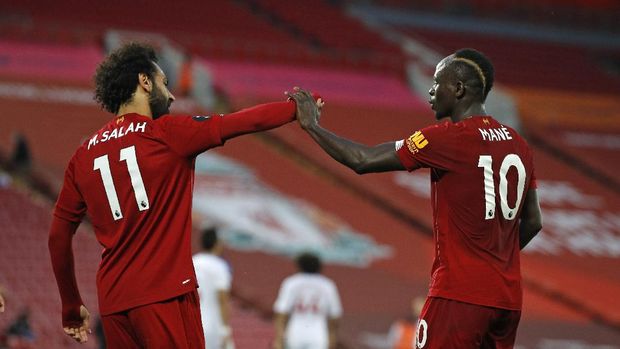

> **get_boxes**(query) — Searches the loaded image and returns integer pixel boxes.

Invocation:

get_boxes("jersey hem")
[429,290,521,311]
[98,285,197,316]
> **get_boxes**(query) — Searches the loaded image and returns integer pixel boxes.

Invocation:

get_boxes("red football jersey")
[54,113,224,315]
[396,116,536,310]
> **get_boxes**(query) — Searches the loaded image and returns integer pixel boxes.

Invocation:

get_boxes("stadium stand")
[396,27,620,93]
[0,182,100,348]
[1,0,620,347]
[368,0,620,32]
[0,0,405,74]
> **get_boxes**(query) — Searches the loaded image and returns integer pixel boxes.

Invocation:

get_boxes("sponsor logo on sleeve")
[406,131,428,154]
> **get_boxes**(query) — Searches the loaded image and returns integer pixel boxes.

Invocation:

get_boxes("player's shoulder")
[317,274,338,288]
[282,273,308,286]
[193,253,225,266]
[301,273,336,286]
[498,122,531,149]
[416,120,467,141]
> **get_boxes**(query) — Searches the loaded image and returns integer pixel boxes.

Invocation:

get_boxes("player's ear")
[138,73,152,92]
[455,81,465,99]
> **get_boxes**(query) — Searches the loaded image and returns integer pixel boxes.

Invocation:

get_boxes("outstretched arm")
[220,101,297,140]
[220,91,323,141]
[49,217,91,343]
[289,88,405,174]
[519,188,543,249]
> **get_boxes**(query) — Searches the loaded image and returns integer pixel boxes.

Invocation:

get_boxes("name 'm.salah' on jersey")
[54,113,223,315]
[396,116,536,310]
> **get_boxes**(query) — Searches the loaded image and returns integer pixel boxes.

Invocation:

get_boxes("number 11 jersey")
[54,113,224,315]
[396,116,536,310]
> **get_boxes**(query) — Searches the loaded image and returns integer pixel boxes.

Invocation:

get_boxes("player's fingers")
[79,327,88,342]
[64,327,80,342]
[288,92,304,103]
[302,90,315,102]
[290,89,310,102]
[83,316,90,332]
[286,90,306,103]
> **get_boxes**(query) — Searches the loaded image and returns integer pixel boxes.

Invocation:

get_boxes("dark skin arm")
[289,88,405,174]
[519,188,543,249]
[292,88,542,248]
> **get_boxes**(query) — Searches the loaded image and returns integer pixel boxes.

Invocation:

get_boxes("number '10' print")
[477,154,526,220]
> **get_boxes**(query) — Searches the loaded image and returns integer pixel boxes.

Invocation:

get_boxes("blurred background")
[0,0,619,348]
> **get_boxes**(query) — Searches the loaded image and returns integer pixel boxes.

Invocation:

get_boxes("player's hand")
[0,289,5,313]
[63,305,91,343]
[220,326,234,349]
[286,87,323,130]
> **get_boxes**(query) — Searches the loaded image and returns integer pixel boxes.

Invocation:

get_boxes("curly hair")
[453,48,495,101]
[94,43,158,114]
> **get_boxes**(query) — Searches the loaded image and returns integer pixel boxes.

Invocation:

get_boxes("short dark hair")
[94,43,158,114]
[296,252,322,274]
[200,227,218,250]
[452,48,494,101]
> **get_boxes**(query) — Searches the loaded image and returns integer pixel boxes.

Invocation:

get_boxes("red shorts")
[101,291,205,349]
[415,297,521,349]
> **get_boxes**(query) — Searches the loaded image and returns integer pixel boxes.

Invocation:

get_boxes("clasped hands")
[286,87,324,130]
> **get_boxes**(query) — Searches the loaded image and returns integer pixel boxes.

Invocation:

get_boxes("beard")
[149,85,170,120]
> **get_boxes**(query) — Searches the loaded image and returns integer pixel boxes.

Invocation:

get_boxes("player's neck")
[117,99,153,119]
[451,103,486,123]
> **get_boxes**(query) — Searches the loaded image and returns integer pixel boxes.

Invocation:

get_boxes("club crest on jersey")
[406,131,428,154]
[192,115,211,122]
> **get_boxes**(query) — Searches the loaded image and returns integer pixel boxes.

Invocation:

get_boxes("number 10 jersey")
[396,116,537,311]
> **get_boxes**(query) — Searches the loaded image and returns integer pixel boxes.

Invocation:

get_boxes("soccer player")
[273,252,342,349]
[193,227,234,349]
[387,296,425,349]
[48,42,314,348]
[288,48,543,348]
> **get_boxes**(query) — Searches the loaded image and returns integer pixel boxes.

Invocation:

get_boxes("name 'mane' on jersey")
[396,116,536,310]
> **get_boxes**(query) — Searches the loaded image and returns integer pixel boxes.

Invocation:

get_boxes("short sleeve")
[214,261,232,291]
[54,157,86,224]
[396,121,460,172]
[158,114,224,158]
[273,279,293,314]
[327,281,342,318]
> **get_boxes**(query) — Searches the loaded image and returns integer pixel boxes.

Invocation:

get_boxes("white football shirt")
[193,252,232,349]
[273,273,342,349]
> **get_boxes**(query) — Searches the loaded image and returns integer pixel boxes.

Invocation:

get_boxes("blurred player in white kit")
[273,252,342,349]
[193,227,235,349]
